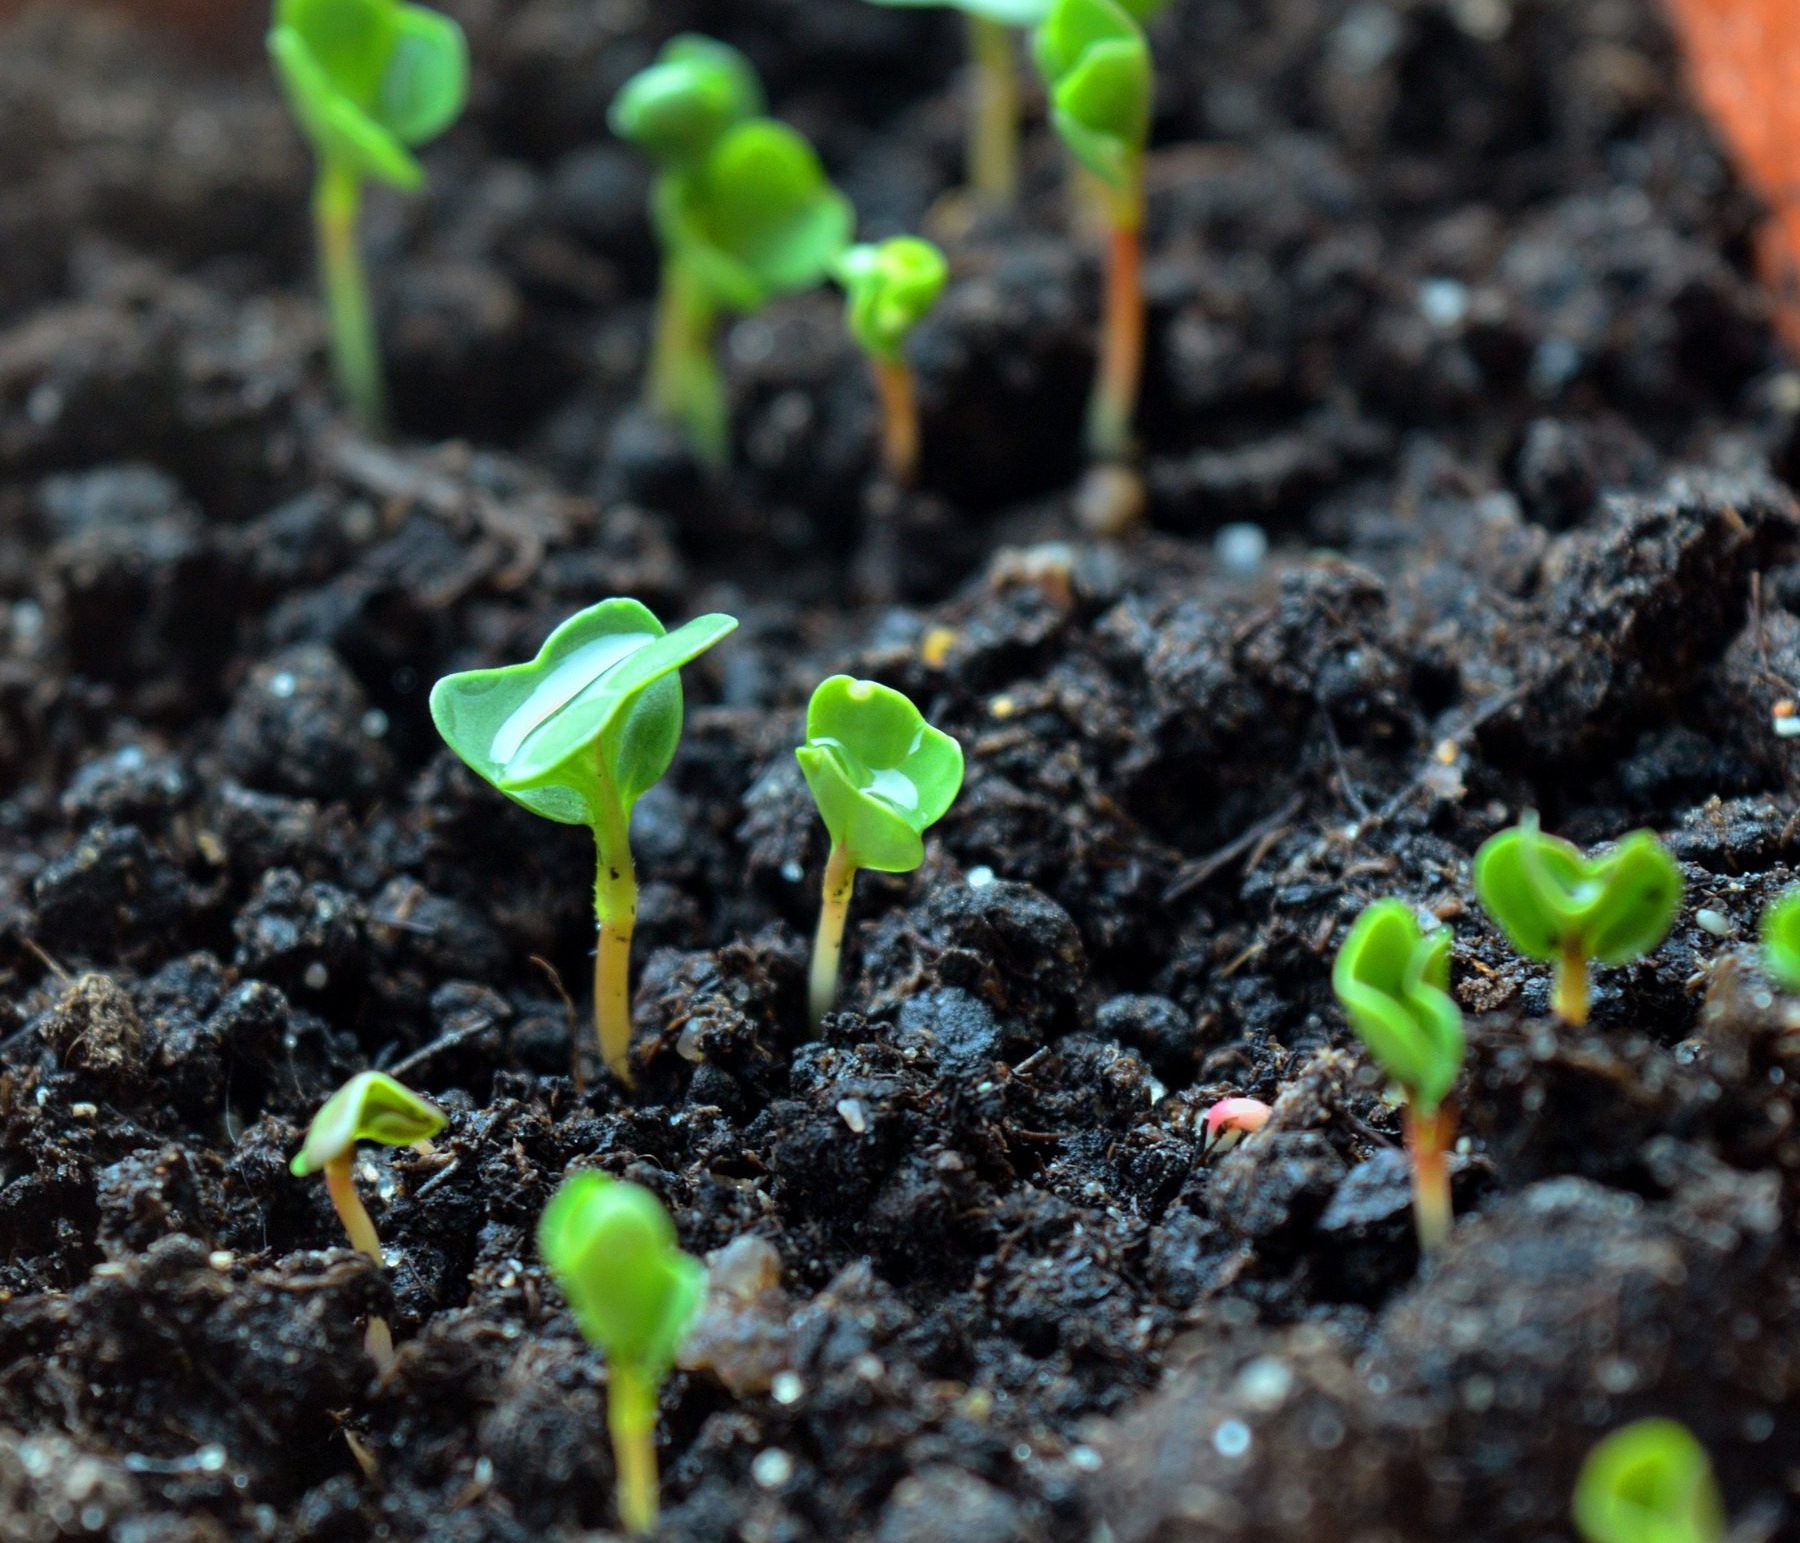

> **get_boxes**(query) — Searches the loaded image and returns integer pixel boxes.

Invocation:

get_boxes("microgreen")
[1760,887,1800,991]
[834,237,948,486]
[612,40,853,467]
[1473,813,1683,1028]
[429,598,738,1083]
[291,1069,445,1366]
[268,0,468,435]
[1333,899,1465,1252]
[539,1173,707,1535]
[1201,1096,1270,1158]
[796,676,964,1029]
[1573,1420,1724,1543]
[1035,0,1152,461]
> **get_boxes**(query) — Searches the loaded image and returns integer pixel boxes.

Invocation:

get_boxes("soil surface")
[3,0,1800,1539]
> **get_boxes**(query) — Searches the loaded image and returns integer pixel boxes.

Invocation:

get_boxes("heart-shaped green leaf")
[1573,1419,1723,1543]
[609,34,764,171]
[1474,815,1682,968]
[539,1172,707,1377]
[1034,0,1151,192]
[429,599,738,828]
[291,1069,445,1176]
[835,238,948,362]
[1332,899,1465,1114]
[796,676,964,874]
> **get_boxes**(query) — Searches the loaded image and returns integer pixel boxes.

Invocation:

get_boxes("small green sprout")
[539,1173,706,1536]
[1332,899,1465,1253]
[429,598,738,1084]
[612,38,853,467]
[796,676,964,1030]
[1573,1419,1724,1543]
[268,0,468,435]
[291,1069,446,1367]
[834,237,948,487]
[1473,813,1683,1028]
[1035,0,1152,462]
[1760,887,1800,990]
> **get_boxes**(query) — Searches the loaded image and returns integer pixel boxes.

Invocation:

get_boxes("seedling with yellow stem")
[835,237,949,486]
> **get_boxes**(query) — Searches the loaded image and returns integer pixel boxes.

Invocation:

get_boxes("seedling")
[612,38,853,467]
[1761,887,1800,991]
[796,676,964,1029]
[429,599,738,1084]
[291,1069,445,1367]
[1035,0,1152,462]
[834,237,949,487]
[539,1173,706,1536]
[1201,1096,1270,1158]
[1333,899,1465,1253]
[1573,1419,1724,1543]
[268,0,468,434]
[1473,813,1683,1028]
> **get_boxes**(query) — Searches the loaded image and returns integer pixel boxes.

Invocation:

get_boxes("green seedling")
[612,38,853,467]
[796,676,964,1030]
[429,598,738,1084]
[835,237,948,487]
[539,1173,706,1536]
[291,1069,446,1367]
[1035,0,1152,462]
[1473,813,1683,1028]
[1573,1419,1724,1543]
[268,0,468,434]
[1761,887,1800,991]
[1333,899,1465,1253]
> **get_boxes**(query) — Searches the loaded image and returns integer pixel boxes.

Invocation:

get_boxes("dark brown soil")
[3,0,1800,1538]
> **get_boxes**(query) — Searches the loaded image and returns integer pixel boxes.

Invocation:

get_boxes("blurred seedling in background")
[539,1173,707,1536]
[430,599,737,1084]
[291,1069,445,1368]
[1333,899,1465,1253]
[1473,813,1682,1028]
[1573,1418,1724,1543]
[834,237,948,486]
[1760,887,1800,991]
[1200,1096,1270,1159]
[268,0,468,434]
[797,676,964,1030]
[611,37,853,467]
[1035,0,1151,463]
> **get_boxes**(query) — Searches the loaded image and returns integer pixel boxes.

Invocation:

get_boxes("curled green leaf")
[608,35,764,171]
[291,1069,445,1177]
[1573,1419,1724,1543]
[1332,899,1464,1114]
[1033,0,1151,193]
[835,238,948,362]
[1761,887,1800,991]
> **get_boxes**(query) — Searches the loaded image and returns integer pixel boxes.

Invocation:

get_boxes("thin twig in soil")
[1162,792,1305,902]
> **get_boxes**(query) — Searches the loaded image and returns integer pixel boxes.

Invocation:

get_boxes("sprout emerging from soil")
[1201,1096,1271,1158]
[1035,0,1152,463]
[1473,813,1683,1028]
[539,1173,707,1536]
[1332,899,1465,1253]
[291,1068,446,1367]
[267,0,468,435]
[611,38,853,468]
[796,676,965,1030]
[1573,1419,1724,1543]
[429,598,738,1084]
[834,237,949,487]
[1760,887,1800,991]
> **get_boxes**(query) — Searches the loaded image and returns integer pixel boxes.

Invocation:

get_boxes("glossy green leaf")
[1473,815,1682,968]
[835,238,948,362]
[269,0,467,189]
[608,35,764,171]
[291,1070,445,1176]
[1033,0,1151,190]
[1573,1420,1724,1543]
[796,676,964,874]
[657,120,854,314]
[1761,888,1800,991]
[539,1173,707,1376]
[1332,899,1464,1114]
[429,598,738,828]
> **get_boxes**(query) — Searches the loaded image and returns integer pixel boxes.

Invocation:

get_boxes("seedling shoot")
[1572,1419,1724,1543]
[1473,813,1683,1027]
[539,1173,707,1536]
[796,676,964,1030]
[290,1069,446,1367]
[1035,0,1152,462]
[1332,899,1465,1253]
[834,237,949,486]
[268,0,469,434]
[1760,887,1800,991]
[429,598,738,1084]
